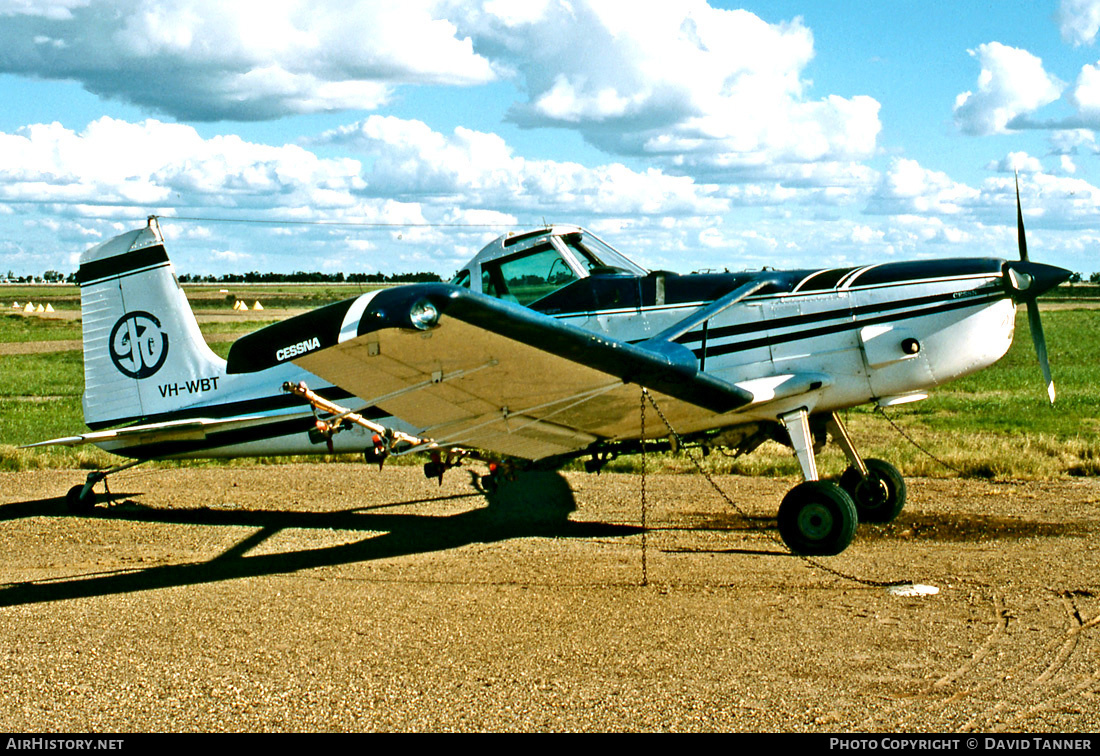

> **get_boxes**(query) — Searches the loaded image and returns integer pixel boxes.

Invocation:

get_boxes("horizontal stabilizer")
[23,414,286,452]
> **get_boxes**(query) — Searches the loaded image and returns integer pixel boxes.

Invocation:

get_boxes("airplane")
[26,188,1070,557]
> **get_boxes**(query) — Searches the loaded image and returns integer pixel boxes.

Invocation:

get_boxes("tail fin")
[78,218,226,429]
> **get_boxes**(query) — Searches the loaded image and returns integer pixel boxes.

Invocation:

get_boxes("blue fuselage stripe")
[674,286,999,345]
[694,291,1004,359]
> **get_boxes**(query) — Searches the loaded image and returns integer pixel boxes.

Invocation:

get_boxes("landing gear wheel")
[777,481,857,556]
[839,458,906,524]
[66,484,97,514]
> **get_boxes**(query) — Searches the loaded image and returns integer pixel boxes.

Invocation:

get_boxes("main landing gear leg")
[828,412,906,524]
[775,408,857,556]
[65,458,147,514]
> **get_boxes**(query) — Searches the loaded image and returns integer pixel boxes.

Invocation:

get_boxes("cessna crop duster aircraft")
[30,192,1069,556]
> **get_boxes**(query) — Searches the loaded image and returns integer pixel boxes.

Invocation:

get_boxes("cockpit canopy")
[451,226,648,307]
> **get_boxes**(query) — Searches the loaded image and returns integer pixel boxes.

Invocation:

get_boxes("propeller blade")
[1012,174,1066,405]
[1026,300,1056,405]
[1015,171,1029,262]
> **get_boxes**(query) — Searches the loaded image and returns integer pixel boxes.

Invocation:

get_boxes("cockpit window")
[562,232,647,276]
[450,270,471,288]
[479,243,578,306]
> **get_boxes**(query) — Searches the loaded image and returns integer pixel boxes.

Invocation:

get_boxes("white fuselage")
[559,267,1016,429]
[78,221,1019,461]
[183,266,1017,458]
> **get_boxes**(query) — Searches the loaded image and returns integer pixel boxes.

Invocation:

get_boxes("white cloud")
[0,0,496,120]
[210,249,251,263]
[447,1,881,183]
[1,0,882,195]
[849,225,879,245]
[316,115,729,217]
[1058,0,1100,46]
[953,43,1064,135]
[696,227,731,250]
[0,0,88,20]
[1049,128,1099,153]
[918,220,973,246]
[0,113,740,275]
[1071,60,1100,113]
[985,151,1044,174]
[0,114,460,275]
[866,158,981,216]
[962,172,1100,256]
[0,117,373,214]
[1012,171,1100,220]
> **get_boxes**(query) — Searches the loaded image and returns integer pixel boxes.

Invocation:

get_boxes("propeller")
[1004,173,1072,405]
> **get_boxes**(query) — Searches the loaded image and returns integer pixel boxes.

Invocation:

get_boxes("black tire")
[66,484,97,514]
[777,481,857,556]
[839,458,906,524]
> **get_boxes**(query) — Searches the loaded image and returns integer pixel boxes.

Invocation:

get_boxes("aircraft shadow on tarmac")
[0,471,650,608]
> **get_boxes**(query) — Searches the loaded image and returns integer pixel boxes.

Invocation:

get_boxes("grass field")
[0,313,82,342]
[0,284,80,311]
[1,289,1098,480]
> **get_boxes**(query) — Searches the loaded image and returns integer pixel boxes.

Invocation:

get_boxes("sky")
[3,0,1100,278]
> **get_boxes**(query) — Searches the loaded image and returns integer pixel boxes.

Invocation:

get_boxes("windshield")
[479,243,578,306]
[562,232,647,276]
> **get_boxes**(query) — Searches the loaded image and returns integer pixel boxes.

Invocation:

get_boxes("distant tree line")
[2,270,70,283]
[175,270,443,284]
[1,269,444,284]
[7,269,1100,285]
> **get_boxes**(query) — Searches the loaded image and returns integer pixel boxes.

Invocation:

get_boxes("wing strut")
[647,277,780,344]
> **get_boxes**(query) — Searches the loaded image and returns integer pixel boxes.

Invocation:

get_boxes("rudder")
[77,218,226,429]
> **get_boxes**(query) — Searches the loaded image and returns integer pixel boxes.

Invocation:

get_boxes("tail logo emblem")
[110,311,169,379]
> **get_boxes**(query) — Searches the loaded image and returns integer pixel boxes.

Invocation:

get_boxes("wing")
[227,285,753,460]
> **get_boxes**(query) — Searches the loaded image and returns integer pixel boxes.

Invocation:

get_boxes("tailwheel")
[777,481,857,556]
[839,458,906,524]
[66,484,97,514]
